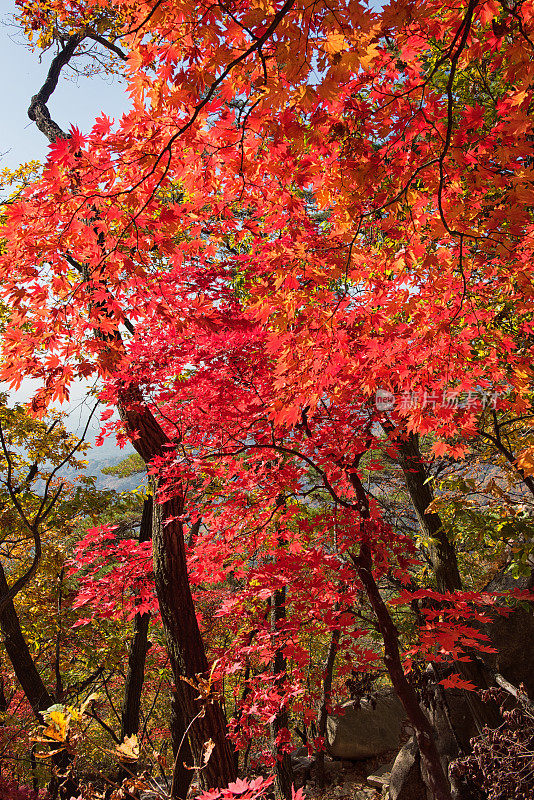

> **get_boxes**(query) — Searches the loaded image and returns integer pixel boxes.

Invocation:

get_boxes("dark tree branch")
[63,254,136,335]
[86,704,121,744]
[351,540,452,800]
[478,417,534,499]
[87,32,128,61]
[0,403,98,615]
[28,33,85,142]
[65,666,105,699]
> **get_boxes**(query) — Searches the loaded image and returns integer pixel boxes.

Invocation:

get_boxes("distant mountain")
[60,444,146,493]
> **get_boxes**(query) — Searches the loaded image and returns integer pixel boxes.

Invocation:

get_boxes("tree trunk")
[478,413,534,500]
[395,432,502,731]
[114,497,155,796]
[0,561,52,718]
[395,432,462,593]
[315,613,340,789]
[24,38,235,792]
[118,385,237,789]
[152,487,237,789]
[0,562,77,798]
[270,586,294,800]
[120,495,153,741]
[353,543,453,800]
[54,567,65,701]
[120,596,151,739]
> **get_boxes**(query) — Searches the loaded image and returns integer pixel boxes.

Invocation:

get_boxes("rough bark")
[352,542,453,800]
[315,610,340,789]
[395,432,462,594]
[121,609,151,739]
[114,497,156,796]
[118,383,236,788]
[27,33,84,142]
[120,495,153,741]
[151,481,237,788]
[0,562,77,798]
[26,40,236,788]
[0,560,52,718]
[269,586,294,800]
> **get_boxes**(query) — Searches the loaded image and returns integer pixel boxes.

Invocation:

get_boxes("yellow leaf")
[511,89,528,106]
[360,43,379,69]
[324,33,346,55]
[516,446,534,477]
[42,711,68,743]
[180,659,221,700]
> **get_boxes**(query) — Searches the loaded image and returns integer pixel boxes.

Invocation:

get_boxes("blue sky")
[0,0,130,170]
[0,1,132,446]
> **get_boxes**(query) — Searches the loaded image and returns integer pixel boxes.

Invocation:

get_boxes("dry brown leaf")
[202,738,215,767]
[116,734,140,761]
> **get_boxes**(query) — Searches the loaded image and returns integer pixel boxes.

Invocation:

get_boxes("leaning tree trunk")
[152,487,237,788]
[30,78,236,784]
[119,386,237,789]
[343,467,453,800]
[0,561,53,717]
[395,431,502,731]
[352,542,453,800]
[26,31,229,790]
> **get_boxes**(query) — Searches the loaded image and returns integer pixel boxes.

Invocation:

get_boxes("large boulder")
[327,689,407,760]
[426,685,479,757]
[483,567,534,696]
[389,687,487,800]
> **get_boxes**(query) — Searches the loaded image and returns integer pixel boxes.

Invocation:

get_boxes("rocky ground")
[295,751,395,800]
[138,752,394,800]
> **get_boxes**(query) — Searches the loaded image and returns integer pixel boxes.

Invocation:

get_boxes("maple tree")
[2,0,534,797]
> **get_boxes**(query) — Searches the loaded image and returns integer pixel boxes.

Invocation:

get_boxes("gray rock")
[367,761,393,789]
[327,689,407,760]
[484,568,534,697]
[424,685,478,759]
[388,687,481,800]
[140,776,172,799]
[388,738,428,800]
[291,755,314,774]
